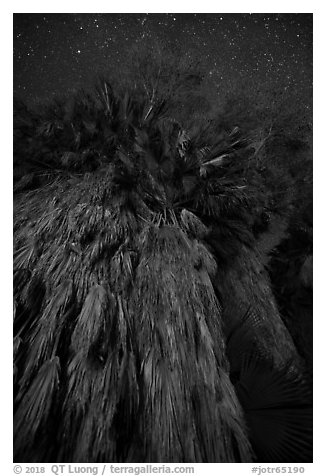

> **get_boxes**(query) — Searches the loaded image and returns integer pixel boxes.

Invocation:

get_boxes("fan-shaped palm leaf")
[233,353,312,462]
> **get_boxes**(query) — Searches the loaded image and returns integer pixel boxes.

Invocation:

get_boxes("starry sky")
[13,13,312,109]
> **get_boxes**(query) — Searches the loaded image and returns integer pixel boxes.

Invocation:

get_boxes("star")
[13,12,312,111]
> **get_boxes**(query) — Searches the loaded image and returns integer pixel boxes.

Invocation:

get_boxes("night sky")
[13,13,312,108]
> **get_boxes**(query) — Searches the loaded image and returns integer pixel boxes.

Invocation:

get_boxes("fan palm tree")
[13,84,312,463]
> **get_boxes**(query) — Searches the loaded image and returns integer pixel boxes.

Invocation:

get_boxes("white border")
[3,3,323,474]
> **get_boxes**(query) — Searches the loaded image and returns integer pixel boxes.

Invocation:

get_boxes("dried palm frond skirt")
[13,170,312,463]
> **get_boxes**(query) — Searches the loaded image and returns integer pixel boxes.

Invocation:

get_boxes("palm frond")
[19,279,74,389]
[216,246,303,372]
[71,284,115,356]
[180,209,209,239]
[234,353,312,462]
[14,356,60,460]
